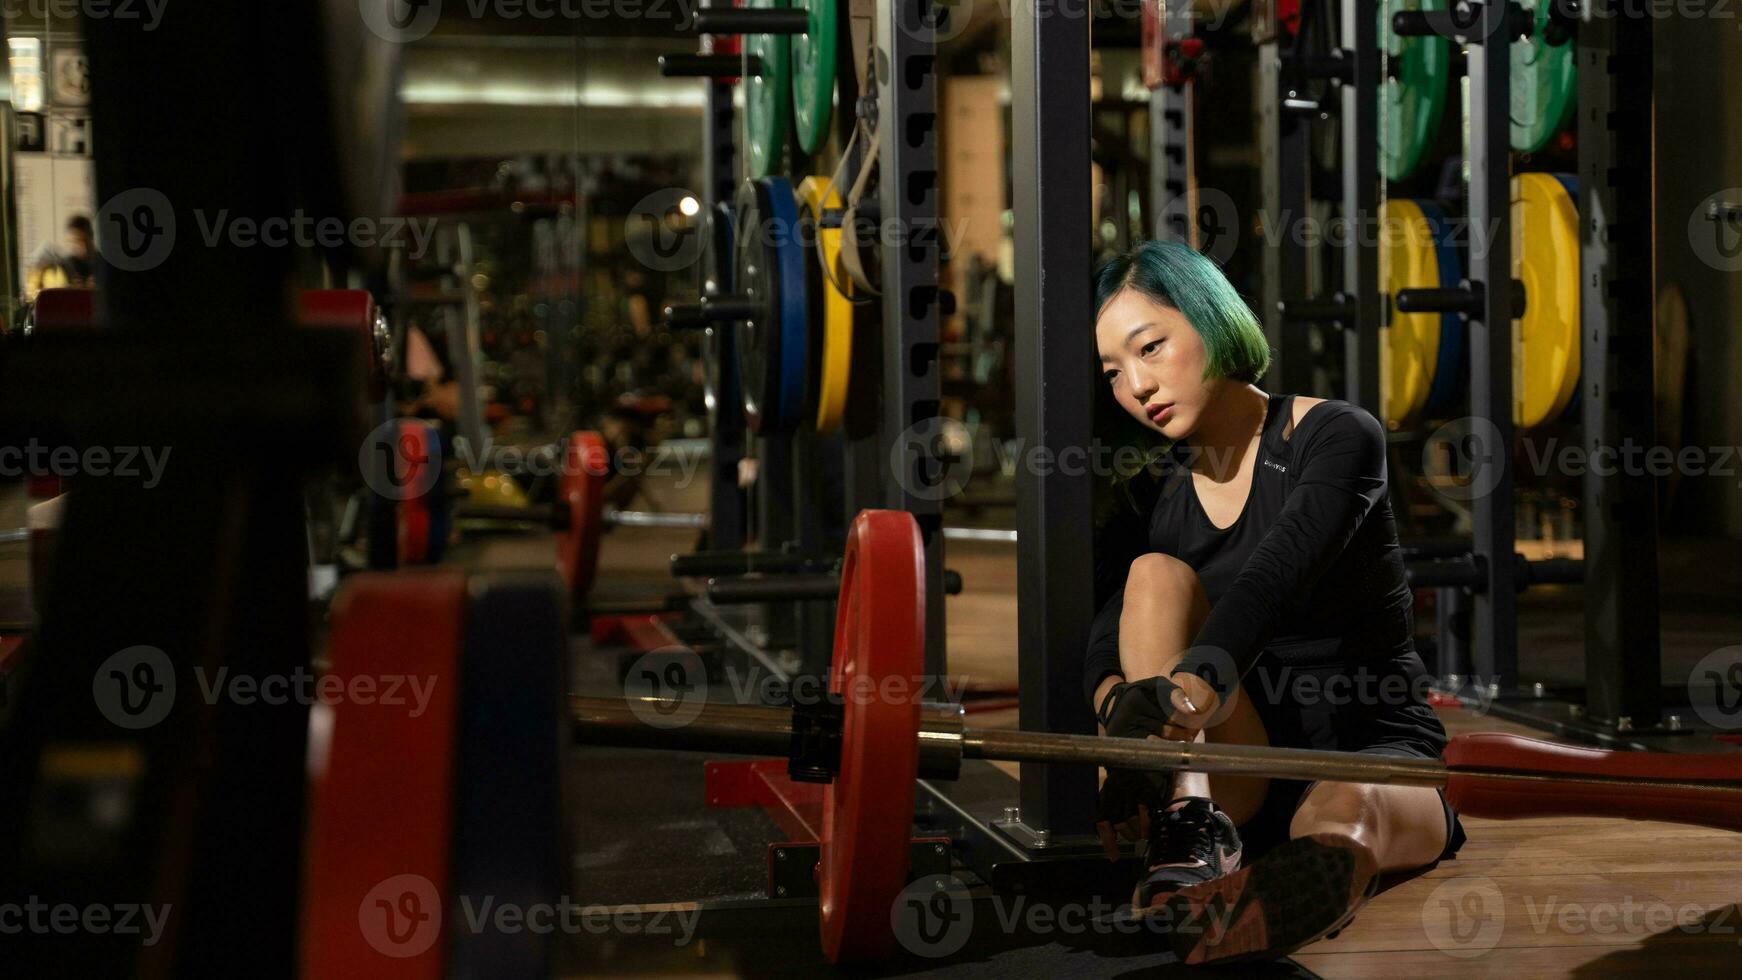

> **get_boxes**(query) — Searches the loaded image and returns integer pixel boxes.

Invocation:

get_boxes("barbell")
[576,509,1742,962]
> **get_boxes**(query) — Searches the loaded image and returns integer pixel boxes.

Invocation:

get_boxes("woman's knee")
[1126,553,1205,607]
[1289,781,1448,870]
[1290,782,1380,838]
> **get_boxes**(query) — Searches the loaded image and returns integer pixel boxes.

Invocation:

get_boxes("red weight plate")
[1278,0,1301,35]
[33,287,96,330]
[298,288,387,399]
[819,509,925,962]
[397,420,437,565]
[558,431,610,602]
[296,288,374,331]
[299,570,468,978]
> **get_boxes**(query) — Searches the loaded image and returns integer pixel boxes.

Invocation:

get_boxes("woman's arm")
[1172,404,1388,689]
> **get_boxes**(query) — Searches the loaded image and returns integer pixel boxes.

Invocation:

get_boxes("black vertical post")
[1149,80,1191,244]
[1467,1,1519,691]
[703,17,747,552]
[1257,16,1314,393]
[877,0,946,680]
[1012,0,1097,836]
[1578,4,1660,727]
[1340,0,1382,414]
[1149,0,1193,245]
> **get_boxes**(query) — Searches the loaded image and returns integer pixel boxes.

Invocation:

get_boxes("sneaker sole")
[1158,832,1377,965]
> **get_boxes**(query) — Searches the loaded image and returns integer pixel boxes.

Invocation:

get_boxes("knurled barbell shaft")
[570,696,1448,786]
[960,727,1448,787]
[572,695,1742,800]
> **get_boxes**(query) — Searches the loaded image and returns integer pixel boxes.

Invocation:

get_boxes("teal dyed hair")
[1093,240,1270,383]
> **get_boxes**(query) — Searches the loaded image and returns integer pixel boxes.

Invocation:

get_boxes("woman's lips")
[1147,403,1174,424]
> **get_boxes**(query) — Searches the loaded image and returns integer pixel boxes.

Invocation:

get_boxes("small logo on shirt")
[1262,458,1288,474]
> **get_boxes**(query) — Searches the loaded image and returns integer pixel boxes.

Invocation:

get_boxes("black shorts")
[1226,642,1468,862]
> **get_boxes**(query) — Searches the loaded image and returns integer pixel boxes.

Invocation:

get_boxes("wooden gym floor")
[558,461,1742,977]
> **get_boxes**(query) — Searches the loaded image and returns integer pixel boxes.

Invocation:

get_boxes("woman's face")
[1095,287,1214,440]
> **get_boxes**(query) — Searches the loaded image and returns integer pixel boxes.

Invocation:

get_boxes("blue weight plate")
[1418,200,1465,417]
[763,176,810,434]
[449,571,566,978]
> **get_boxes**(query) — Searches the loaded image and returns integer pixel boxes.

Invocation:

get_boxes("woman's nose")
[1127,365,1159,401]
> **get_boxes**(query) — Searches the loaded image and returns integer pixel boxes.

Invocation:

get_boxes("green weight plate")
[1380,0,1450,182]
[791,0,837,155]
[744,0,792,179]
[1510,0,1575,153]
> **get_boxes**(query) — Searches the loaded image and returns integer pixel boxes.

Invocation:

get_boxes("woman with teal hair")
[1084,240,1464,964]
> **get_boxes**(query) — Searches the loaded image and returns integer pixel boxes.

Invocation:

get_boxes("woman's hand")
[1099,672,1220,744]
[1161,671,1220,740]
[1092,671,1223,860]
[1096,768,1159,861]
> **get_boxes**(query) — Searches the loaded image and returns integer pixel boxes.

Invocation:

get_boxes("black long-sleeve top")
[1082,394,1415,706]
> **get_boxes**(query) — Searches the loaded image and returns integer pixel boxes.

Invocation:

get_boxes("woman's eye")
[1103,370,1120,384]
[1141,339,1162,356]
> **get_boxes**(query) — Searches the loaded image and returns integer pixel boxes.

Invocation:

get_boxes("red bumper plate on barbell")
[818,509,925,962]
[559,430,610,603]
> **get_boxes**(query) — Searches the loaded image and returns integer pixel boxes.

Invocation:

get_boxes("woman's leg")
[1288,781,1449,873]
[1112,553,1269,825]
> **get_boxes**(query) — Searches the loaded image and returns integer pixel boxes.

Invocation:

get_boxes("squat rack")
[1251,1,1663,737]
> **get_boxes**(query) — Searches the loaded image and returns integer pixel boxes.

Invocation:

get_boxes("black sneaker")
[1133,797,1243,907]
[1158,832,1379,965]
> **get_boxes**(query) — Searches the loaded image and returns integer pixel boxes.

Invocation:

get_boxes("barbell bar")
[576,510,1742,963]
[574,696,1742,808]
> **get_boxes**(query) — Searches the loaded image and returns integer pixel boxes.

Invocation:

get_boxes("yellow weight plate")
[1511,173,1580,429]
[457,468,530,509]
[1380,198,1441,427]
[798,175,854,436]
